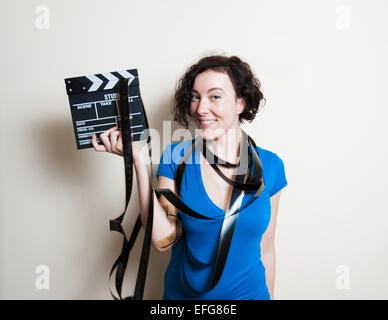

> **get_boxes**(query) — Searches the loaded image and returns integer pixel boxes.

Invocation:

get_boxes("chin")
[197,127,224,141]
[200,132,215,141]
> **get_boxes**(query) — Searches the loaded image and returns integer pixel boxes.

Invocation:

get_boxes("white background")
[0,0,387,299]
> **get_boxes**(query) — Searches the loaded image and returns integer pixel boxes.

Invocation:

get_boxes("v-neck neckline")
[193,144,265,216]
[194,148,230,215]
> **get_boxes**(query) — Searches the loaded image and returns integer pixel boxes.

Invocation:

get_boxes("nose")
[195,97,211,115]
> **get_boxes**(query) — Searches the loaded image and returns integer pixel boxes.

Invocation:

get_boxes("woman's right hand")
[91,126,147,164]
[91,126,123,156]
[92,128,176,253]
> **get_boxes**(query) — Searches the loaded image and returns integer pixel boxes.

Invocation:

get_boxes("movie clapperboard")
[65,69,148,149]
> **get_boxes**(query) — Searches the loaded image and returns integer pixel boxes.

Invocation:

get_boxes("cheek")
[210,104,224,117]
[189,104,195,117]
[214,106,229,120]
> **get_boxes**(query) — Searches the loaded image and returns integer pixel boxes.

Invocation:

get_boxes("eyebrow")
[191,88,225,93]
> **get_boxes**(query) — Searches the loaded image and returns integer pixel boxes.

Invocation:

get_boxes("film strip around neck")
[109,78,266,300]
[156,131,265,294]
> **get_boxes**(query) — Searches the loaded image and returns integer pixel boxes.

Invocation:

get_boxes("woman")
[91,55,288,300]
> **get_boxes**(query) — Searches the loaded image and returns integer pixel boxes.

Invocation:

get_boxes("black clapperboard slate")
[65,69,148,149]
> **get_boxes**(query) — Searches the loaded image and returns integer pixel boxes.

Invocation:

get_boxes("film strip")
[64,72,266,300]
[64,69,148,149]
[108,79,265,299]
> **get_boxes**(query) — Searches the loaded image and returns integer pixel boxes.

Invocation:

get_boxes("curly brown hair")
[172,55,266,128]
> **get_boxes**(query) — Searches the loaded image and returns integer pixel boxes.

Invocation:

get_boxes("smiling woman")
[92,54,288,300]
[189,71,246,142]
[173,55,264,130]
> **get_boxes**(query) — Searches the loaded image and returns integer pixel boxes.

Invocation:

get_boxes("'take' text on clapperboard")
[65,69,148,149]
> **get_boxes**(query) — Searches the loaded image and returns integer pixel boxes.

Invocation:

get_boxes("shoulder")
[254,145,288,197]
[159,139,196,166]
[254,145,285,168]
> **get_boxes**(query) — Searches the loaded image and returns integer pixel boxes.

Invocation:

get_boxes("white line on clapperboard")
[78,129,145,138]
[75,113,141,126]
[77,122,143,130]
[73,96,141,125]
[72,96,139,107]
[79,130,143,141]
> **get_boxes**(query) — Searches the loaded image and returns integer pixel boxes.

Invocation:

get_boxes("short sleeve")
[268,153,288,197]
[156,140,195,180]
[156,144,175,180]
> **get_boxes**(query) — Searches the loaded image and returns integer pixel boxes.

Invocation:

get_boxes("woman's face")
[189,70,245,141]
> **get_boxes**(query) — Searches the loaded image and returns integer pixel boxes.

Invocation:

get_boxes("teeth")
[200,120,216,124]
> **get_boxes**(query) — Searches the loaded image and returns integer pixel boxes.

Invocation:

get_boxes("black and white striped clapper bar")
[65,69,148,149]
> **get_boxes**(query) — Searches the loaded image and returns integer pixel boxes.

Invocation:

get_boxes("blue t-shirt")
[156,139,288,300]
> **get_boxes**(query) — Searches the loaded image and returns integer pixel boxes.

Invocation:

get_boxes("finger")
[110,131,121,155]
[99,126,118,140]
[99,130,112,153]
[106,125,119,134]
[114,126,120,133]
[117,133,123,156]
[91,134,106,152]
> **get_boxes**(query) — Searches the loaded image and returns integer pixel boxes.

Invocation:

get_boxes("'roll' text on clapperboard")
[65,69,148,149]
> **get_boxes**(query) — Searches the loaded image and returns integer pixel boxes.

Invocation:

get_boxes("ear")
[236,97,246,115]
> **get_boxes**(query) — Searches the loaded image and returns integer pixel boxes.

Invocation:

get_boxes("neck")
[206,127,242,164]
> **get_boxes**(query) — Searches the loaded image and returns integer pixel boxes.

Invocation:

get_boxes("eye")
[191,94,200,101]
[211,95,221,100]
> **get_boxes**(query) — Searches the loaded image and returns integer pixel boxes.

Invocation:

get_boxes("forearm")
[261,249,276,300]
[133,159,175,249]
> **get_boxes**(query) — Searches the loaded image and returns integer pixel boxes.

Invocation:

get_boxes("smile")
[199,119,217,124]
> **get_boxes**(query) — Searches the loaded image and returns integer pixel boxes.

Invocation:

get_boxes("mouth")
[198,119,217,129]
